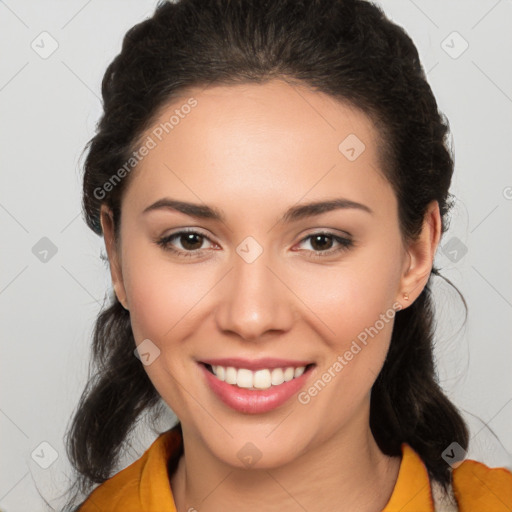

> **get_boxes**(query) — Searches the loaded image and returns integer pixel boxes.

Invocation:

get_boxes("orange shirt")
[78,426,512,512]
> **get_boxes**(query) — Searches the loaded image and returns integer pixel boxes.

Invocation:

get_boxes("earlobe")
[99,206,129,311]
[397,201,442,308]
[113,282,129,311]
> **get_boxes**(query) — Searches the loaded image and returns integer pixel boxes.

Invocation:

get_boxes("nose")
[215,248,295,341]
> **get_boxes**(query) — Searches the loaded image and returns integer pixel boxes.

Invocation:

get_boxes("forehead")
[151,79,380,154]
[124,79,393,217]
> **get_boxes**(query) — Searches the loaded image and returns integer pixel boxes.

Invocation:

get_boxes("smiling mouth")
[201,362,316,390]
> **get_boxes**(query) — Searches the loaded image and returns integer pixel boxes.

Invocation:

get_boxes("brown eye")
[179,232,205,251]
[156,229,215,258]
[296,232,353,258]
[309,234,335,251]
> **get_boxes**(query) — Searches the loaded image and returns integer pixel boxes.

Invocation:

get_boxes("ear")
[100,205,129,310]
[396,200,442,308]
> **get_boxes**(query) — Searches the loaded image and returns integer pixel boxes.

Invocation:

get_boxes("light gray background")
[1,0,511,510]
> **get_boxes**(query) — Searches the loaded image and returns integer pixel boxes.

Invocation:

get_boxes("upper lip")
[199,357,314,371]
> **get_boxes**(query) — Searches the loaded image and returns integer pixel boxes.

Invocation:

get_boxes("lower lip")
[199,363,313,414]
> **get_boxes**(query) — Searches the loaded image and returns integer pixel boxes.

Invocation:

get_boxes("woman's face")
[102,79,435,468]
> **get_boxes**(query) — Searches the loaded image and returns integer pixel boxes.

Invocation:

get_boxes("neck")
[170,416,401,512]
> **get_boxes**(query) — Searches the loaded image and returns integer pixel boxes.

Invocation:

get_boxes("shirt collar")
[381,443,435,512]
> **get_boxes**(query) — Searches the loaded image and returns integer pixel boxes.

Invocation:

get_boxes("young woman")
[63,0,512,510]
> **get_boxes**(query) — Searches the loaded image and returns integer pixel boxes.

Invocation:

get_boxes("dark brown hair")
[63,0,469,509]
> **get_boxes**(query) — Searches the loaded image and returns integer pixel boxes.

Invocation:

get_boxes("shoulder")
[78,475,140,512]
[394,443,512,511]
[77,448,149,512]
[77,426,182,512]
[451,458,512,510]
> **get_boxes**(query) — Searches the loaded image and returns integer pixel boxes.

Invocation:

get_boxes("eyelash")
[155,229,354,259]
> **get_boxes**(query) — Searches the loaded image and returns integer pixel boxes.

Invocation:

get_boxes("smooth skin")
[100,79,441,512]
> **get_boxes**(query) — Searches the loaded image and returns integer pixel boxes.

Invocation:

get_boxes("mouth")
[201,362,315,390]
[198,360,316,414]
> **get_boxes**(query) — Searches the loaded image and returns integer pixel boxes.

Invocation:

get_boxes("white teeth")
[215,365,225,381]
[253,369,271,389]
[283,367,295,382]
[225,366,237,385]
[271,368,284,386]
[237,369,253,388]
[210,364,307,389]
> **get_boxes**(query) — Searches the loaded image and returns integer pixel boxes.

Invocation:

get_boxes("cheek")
[296,281,397,436]
[119,223,216,338]
[121,245,218,415]
[292,245,402,409]
[125,252,214,344]
[293,253,402,349]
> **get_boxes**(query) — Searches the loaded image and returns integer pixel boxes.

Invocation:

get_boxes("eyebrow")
[142,197,373,223]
